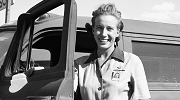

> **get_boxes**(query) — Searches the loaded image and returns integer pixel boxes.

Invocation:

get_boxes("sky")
[0,0,180,26]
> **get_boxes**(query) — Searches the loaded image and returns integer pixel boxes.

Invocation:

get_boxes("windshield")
[0,31,14,69]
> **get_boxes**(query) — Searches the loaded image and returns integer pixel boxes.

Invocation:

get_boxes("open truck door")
[0,0,77,100]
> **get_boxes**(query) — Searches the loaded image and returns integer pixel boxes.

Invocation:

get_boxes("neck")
[97,45,115,61]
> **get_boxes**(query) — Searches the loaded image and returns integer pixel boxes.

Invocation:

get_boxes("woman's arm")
[131,53,151,100]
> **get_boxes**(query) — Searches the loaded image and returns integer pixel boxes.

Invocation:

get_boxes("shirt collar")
[84,47,124,64]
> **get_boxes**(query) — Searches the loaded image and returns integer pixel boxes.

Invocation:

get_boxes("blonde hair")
[91,3,124,31]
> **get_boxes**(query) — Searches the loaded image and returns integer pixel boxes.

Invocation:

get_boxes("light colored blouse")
[74,48,151,100]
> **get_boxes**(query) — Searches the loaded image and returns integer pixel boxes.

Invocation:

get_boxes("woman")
[74,3,151,100]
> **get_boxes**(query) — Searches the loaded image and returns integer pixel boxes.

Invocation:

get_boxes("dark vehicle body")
[0,0,180,99]
[0,0,77,100]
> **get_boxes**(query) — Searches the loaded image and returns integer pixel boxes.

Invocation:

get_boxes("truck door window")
[21,48,50,70]
[17,5,65,72]
[132,41,180,83]
[20,31,62,72]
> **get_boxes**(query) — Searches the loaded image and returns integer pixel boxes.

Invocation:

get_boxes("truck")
[0,0,77,99]
[0,0,180,99]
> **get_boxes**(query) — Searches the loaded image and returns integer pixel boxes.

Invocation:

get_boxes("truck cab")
[0,0,77,99]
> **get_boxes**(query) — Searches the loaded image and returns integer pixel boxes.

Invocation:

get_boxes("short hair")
[91,3,124,31]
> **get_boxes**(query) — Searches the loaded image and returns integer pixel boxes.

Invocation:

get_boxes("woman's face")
[93,15,120,50]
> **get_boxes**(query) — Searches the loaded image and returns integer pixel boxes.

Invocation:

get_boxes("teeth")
[101,40,107,42]
[99,39,108,42]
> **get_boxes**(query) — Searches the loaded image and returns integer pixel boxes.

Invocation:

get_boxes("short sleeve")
[131,54,151,99]
[74,60,79,92]
[74,56,89,92]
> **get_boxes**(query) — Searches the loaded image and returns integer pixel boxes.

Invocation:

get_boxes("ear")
[116,29,121,37]
[85,23,92,33]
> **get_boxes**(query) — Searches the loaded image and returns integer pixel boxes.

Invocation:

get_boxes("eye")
[106,27,114,31]
[95,25,103,30]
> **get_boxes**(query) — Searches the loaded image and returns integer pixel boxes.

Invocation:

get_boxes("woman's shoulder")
[75,55,91,65]
[123,51,141,62]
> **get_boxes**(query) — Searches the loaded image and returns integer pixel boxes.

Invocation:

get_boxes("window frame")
[0,0,77,81]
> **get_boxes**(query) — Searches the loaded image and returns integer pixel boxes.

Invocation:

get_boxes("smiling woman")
[74,3,151,100]
[93,15,120,52]
[0,0,180,99]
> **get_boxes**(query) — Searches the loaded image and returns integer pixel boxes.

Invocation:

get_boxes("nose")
[101,28,108,37]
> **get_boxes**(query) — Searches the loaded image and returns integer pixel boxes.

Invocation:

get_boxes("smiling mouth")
[99,38,109,43]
